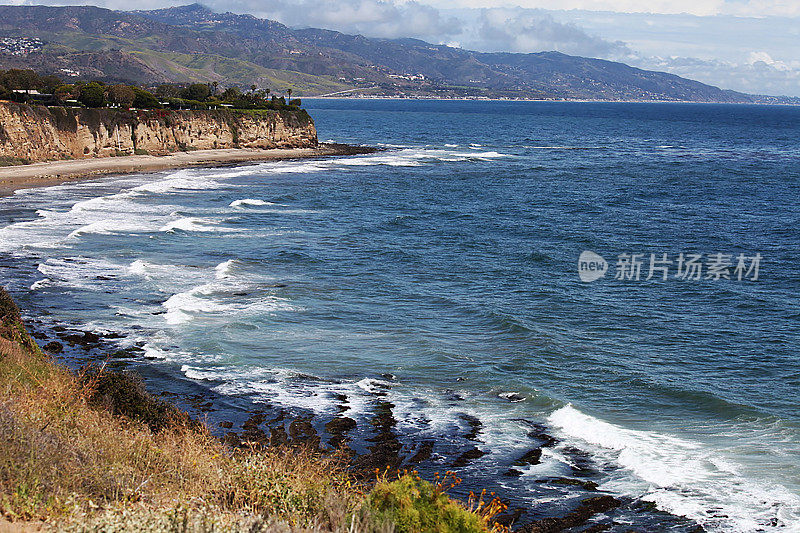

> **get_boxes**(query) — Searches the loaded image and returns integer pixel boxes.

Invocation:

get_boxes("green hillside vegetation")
[15,30,354,95]
[0,287,506,532]
[132,51,352,95]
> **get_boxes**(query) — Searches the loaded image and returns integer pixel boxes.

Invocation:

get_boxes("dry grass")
[0,288,497,532]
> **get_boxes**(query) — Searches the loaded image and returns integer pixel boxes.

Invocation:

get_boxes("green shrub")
[0,155,31,167]
[133,148,149,155]
[364,473,492,533]
[82,369,193,432]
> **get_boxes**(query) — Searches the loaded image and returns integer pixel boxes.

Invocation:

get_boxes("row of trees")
[0,69,62,100]
[0,70,301,110]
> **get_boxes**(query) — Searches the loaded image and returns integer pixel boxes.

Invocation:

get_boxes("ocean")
[1,99,799,531]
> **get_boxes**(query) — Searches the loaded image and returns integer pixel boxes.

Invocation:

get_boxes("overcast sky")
[8,0,800,96]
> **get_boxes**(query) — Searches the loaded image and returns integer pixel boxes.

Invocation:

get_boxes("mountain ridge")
[0,3,795,103]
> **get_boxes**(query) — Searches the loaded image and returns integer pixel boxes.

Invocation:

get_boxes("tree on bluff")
[77,82,106,108]
[108,84,136,108]
[180,83,211,102]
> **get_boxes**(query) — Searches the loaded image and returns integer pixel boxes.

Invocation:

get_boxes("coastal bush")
[0,155,31,167]
[363,472,500,533]
[82,369,193,432]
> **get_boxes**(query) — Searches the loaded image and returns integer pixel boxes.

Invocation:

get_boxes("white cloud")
[747,51,792,71]
[630,54,800,96]
[475,8,631,57]
[426,0,800,17]
[226,0,462,40]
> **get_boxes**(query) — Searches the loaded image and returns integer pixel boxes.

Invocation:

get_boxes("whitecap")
[162,283,224,325]
[229,198,273,208]
[214,259,237,279]
[30,278,50,290]
[160,217,223,233]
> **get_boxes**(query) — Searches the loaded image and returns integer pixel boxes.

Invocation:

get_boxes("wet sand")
[0,144,372,195]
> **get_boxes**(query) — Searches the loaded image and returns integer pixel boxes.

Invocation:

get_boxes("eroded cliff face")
[0,102,317,162]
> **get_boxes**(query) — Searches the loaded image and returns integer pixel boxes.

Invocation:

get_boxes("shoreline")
[0,143,376,196]
[305,96,800,106]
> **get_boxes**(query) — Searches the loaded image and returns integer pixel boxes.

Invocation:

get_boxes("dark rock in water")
[546,477,599,491]
[562,446,599,476]
[326,416,357,434]
[240,412,270,445]
[513,448,542,466]
[351,400,403,476]
[289,416,319,448]
[452,446,486,467]
[526,423,558,448]
[519,495,621,533]
[332,392,350,412]
[494,508,525,528]
[270,425,289,447]
[269,410,287,424]
[503,468,524,477]
[62,330,102,347]
[43,340,63,353]
[325,416,357,448]
[218,420,233,429]
[408,440,435,463]
[500,392,526,402]
[460,413,483,440]
[582,524,611,532]
[82,331,101,343]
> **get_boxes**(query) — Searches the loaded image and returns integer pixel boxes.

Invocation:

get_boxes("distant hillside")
[0,4,794,103]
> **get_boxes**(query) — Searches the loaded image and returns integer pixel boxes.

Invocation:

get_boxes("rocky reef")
[0,101,318,163]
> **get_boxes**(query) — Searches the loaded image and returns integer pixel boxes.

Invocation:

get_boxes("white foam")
[162,283,225,325]
[548,404,800,531]
[160,217,225,233]
[128,259,151,277]
[36,257,126,290]
[30,278,50,290]
[355,377,393,394]
[67,219,151,239]
[142,344,168,359]
[230,199,273,207]
[214,259,237,279]
[130,171,222,195]
[161,278,298,326]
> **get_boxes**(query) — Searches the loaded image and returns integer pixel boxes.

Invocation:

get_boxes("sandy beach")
[0,144,371,195]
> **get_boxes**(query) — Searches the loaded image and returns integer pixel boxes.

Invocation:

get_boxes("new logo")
[578,251,607,282]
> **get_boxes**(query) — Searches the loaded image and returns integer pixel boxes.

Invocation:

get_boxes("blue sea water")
[1,100,799,531]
